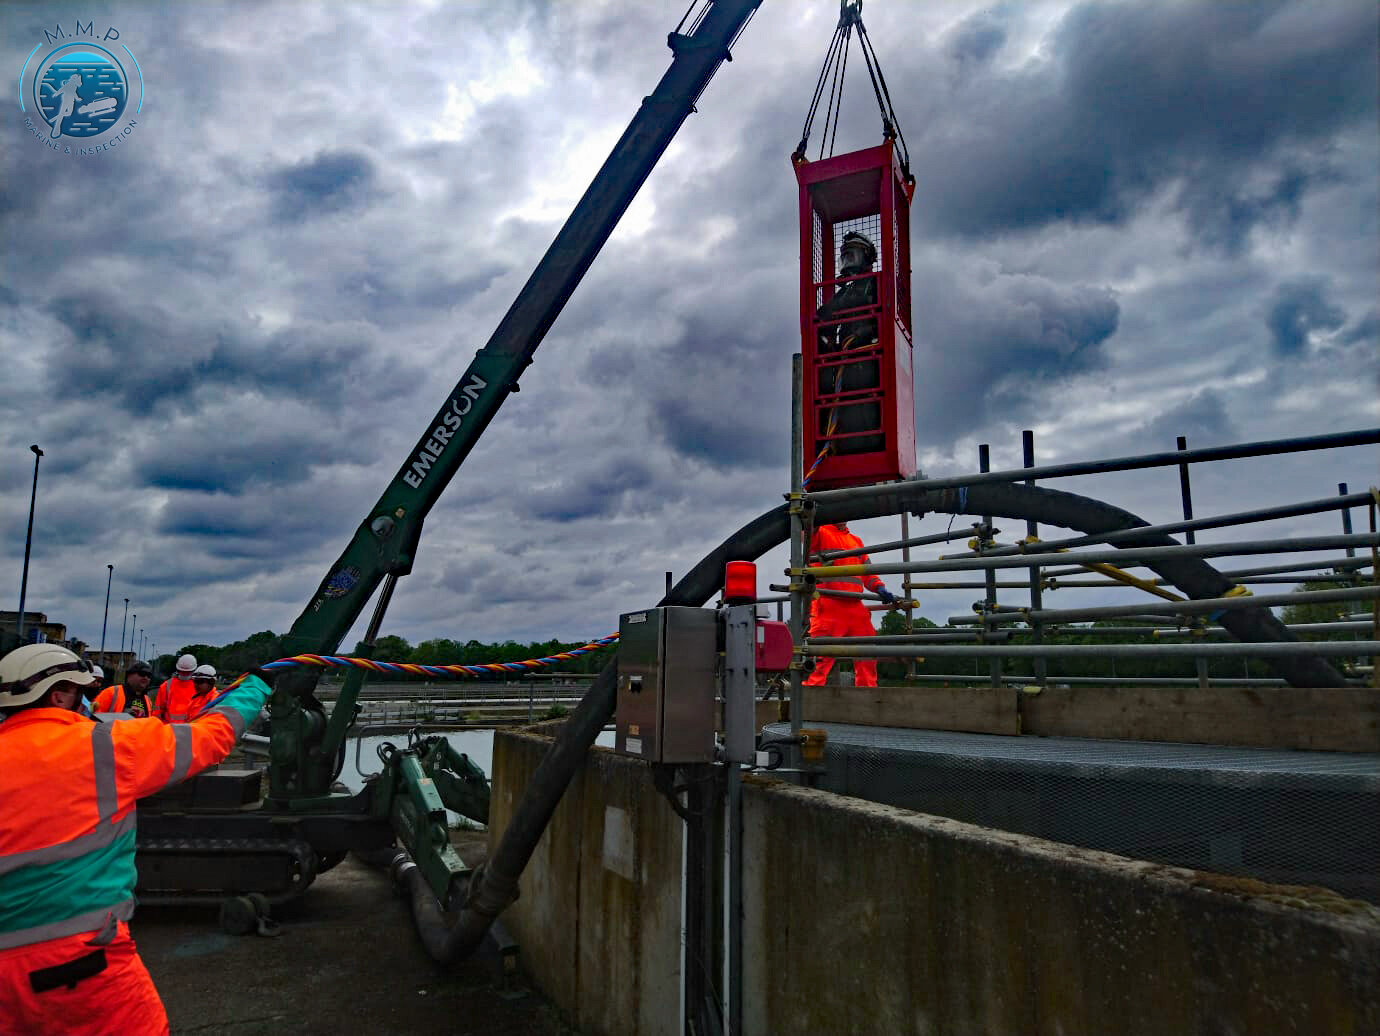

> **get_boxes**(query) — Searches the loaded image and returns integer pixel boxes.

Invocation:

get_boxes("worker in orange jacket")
[805,521,899,687]
[157,664,220,724]
[92,659,156,717]
[0,643,275,1035]
[152,654,197,722]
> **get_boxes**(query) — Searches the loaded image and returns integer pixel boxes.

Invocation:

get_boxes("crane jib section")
[402,374,489,490]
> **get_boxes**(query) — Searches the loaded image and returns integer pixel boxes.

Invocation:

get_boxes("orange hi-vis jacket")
[806,524,885,688]
[808,523,886,598]
[154,675,213,724]
[0,676,272,952]
[91,684,154,717]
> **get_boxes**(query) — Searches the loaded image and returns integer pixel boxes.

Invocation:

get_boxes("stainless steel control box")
[615,606,718,763]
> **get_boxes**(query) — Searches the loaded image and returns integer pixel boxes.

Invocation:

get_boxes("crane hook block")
[796,140,917,490]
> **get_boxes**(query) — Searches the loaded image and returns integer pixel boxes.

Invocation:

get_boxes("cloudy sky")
[2,0,1376,663]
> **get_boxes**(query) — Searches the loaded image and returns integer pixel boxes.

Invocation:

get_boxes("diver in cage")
[815,230,882,455]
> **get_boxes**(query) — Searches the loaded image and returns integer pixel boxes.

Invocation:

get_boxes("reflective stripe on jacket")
[808,524,885,596]
[0,676,272,949]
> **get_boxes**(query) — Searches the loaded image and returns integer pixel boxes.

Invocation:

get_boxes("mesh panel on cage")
[766,722,1380,903]
[812,209,824,309]
[834,213,883,273]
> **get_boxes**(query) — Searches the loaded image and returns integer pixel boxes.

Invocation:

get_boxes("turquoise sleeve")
[214,674,273,728]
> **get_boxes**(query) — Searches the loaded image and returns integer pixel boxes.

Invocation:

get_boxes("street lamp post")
[118,599,129,676]
[99,564,114,666]
[16,445,44,641]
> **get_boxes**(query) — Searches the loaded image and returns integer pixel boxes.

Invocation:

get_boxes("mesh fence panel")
[766,722,1380,903]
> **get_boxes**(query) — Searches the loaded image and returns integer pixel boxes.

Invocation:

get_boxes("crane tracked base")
[135,836,319,905]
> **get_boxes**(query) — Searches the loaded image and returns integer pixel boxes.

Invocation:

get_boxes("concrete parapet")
[742,777,1380,1036]
[490,730,683,1036]
[492,728,1380,1036]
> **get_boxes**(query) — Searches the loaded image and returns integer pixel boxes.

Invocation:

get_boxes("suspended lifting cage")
[796,140,916,490]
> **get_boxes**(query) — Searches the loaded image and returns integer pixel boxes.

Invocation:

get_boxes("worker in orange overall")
[157,664,220,724]
[92,659,156,717]
[805,521,898,687]
[152,654,197,722]
[0,643,275,1035]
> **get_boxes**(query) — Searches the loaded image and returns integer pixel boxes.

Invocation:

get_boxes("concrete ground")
[132,831,581,1036]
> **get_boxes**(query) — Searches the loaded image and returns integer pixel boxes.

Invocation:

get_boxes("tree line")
[160,631,615,681]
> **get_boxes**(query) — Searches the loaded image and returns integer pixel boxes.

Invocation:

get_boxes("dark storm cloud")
[1266,277,1347,355]
[915,263,1120,444]
[517,457,659,523]
[156,497,340,561]
[266,151,383,222]
[1339,310,1378,349]
[913,0,1376,247]
[654,393,782,469]
[1136,390,1236,449]
[44,291,412,413]
[946,8,1008,69]
[136,428,333,493]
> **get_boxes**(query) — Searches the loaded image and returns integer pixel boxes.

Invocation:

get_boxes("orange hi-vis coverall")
[154,678,217,724]
[0,675,273,1035]
[91,684,154,717]
[805,523,887,687]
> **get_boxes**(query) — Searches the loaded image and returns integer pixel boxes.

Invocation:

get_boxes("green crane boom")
[265,0,763,815]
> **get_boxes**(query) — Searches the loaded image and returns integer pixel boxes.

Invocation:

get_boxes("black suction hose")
[408,481,1344,961]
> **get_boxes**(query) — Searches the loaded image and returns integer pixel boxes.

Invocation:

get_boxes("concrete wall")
[492,729,1380,1036]
[742,778,1379,1036]
[490,731,684,1036]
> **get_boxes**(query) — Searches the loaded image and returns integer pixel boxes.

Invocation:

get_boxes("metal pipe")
[979,444,1001,687]
[931,621,1379,638]
[1024,429,1046,685]
[905,673,1296,687]
[956,493,1379,561]
[907,580,1039,589]
[803,427,1380,505]
[1158,621,1377,637]
[951,613,1189,626]
[1369,491,1379,689]
[806,533,1380,578]
[806,640,1380,658]
[1175,435,1209,687]
[1046,575,1368,587]
[813,630,1011,643]
[1340,483,1355,557]
[944,585,1380,626]
[1177,436,1196,545]
[815,524,979,559]
[789,354,805,768]
[1041,554,1374,581]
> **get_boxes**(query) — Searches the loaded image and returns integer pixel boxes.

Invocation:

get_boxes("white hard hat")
[176,653,197,674]
[192,664,217,680]
[0,644,100,709]
[90,664,105,680]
